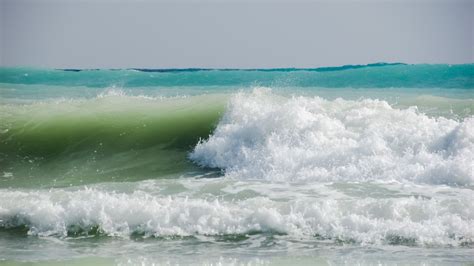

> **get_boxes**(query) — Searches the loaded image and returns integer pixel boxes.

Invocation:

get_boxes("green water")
[0,94,226,187]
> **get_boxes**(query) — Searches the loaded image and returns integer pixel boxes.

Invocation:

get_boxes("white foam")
[0,187,472,246]
[190,89,474,185]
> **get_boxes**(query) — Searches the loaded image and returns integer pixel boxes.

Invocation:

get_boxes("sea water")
[0,64,473,265]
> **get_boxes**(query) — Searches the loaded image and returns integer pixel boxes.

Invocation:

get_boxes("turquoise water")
[1,63,473,88]
[0,64,473,265]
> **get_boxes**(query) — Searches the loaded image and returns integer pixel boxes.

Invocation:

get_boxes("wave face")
[1,63,473,88]
[0,91,225,187]
[191,89,474,185]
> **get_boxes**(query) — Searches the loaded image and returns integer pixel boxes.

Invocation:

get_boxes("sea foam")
[190,89,474,185]
[0,186,472,246]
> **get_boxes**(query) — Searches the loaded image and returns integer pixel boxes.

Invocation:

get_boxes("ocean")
[0,63,473,265]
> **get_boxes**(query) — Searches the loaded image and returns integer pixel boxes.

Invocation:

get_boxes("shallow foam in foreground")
[0,181,473,247]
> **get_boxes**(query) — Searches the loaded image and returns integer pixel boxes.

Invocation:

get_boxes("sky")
[0,0,473,68]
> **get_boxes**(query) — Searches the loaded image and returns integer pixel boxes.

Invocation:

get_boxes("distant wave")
[130,62,406,73]
[1,63,472,88]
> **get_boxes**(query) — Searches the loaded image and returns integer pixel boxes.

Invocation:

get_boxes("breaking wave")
[191,89,474,185]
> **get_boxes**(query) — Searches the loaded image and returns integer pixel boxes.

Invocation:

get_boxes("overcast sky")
[0,0,473,68]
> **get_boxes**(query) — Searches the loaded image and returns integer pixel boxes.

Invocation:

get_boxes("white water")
[191,89,474,185]
[0,179,473,247]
